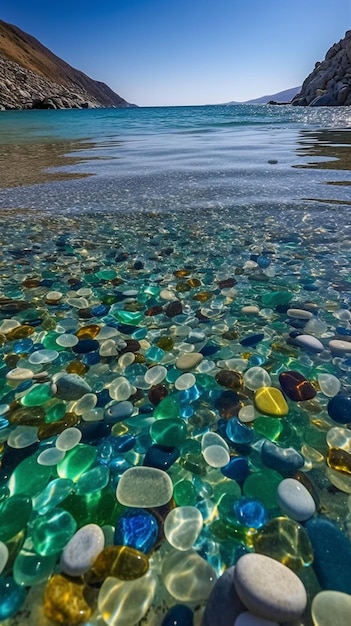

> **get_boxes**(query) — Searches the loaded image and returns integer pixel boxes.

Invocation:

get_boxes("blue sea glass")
[0,576,26,620]
[221,456,250,482]
[114,508,158,554]
[233,496,268,529]
[161,604,194,626]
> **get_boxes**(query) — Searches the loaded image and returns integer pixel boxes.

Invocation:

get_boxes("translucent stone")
[13,539,56,586]
[0,577,26,621]
[90,546,149,582]
[279,370,316,402]
[32,478,75,514]
[175,372,196,391]
[243,470,282,509]
[8,454,52,497]
[44,574,93,625]
[164,506,203,550]
[100,339,118,356]
[32,508,77,556]
[173,480,196,506]
[215,370,243,390]
[326,467,351,493]
[114,508,158,554]
[0,319,20,334]
[109,377,135,401]
[98,571,157,626]
[327,448,351,475]
[253,516,313,571]
[203,445,230,468]
[55,333,79,347]
[0,494,32,542]
[37,447,66,466]
[0,543,8,575]
[150,417,187,447]
[21,383,54,407]
[116,466,173,508]
[56,427,82,451]
[60,523,105,576]
[76,464,110,495]
[175,352,203,371]
[7,425,39,449]
[326,426,351,454]
[201,431,229,452]
[118,352,135,369]
[74,393,97,415]
[162,549,217,601]
[144,365,167,386]
[217,358,248,372]
[238,405,257,423]
[81,407,104,421]
[233,497,268,529]
[244,367,271,391]
[28,349,59,364]
[57,443,97,482]
[318,373,341,397]
[254,387,288,417]
[311,590,351,626]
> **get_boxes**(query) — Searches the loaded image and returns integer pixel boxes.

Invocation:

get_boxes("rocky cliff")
[0,19,132,110]
[292,30,351,106]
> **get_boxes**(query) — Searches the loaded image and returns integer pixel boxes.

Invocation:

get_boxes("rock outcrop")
[292,30,351,106]
[0,19,133,110]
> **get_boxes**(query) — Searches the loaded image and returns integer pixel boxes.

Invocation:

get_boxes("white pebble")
[277,478,316,521]
[60,524,105,576]
[56,427,82,451]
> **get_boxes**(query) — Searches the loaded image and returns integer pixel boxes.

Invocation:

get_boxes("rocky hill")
[0,19,132,110]
[292,30,351,106]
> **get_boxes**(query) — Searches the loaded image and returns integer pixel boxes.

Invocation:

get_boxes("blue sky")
[1,0,350,106]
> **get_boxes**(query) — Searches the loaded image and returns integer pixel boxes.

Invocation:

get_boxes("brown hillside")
[0,19,131,108]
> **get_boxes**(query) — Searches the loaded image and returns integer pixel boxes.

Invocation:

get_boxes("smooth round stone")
[235,613,279,626]
[202,431,229,451]
[326,426,351,454]
[116,466,173,508]
[6,367,34,381]
[329,339,351,354]
[217,358,248,373]
[326,466,351,493]
[311,590,351,626]
[226,418,255,445]
[203,445,230,468]
[0,576,26,621]
[162,549,217,601]
[175,352,203,371]
[261,439,305,476]
[56,427,82,451]
[98,571,157,626]
[327,394,351,424]
[55,333,79,348]
[253,516,313,570]
[46,290,63,302]
[233,497,268,529]
[8,454,52,497]
[104,401,134,424]
[277,478,316,521]
[109,377,135,401]
[279,370,316,402]
[202,566,246,626]
[144,365,167,386]
[254,387,288,417]
[0,543,8,575]
[215,370,243,390]
[7,425,39,449]
[222,456,250,483]
[293,334,324,352]
[317,373,341,397]
[233,553,307,622]
[37,447,66,466]
[44,574,92,625]
[90,545,149,581]
[99,339,118,356]
[238,405,257,423]
[164,506,203,550]
[54,373,92,400]
[0,319,20,334]
[175,372,196,391]
[74,393,97,415]
[28,349,59,364]
[60,523,105,576]
[241,305,260,315]
[287,308,313,320]
[244,367,271,391]
[57,443,97,481]
[114,509,158,554]
[76,464,110,495]
[305,516,351,592]
[32,507,77,556]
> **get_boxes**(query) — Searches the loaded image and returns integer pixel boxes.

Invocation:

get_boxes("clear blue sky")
[1,0,350,106]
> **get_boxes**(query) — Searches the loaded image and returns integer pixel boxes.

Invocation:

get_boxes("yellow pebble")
[88,545,149,582]
[254,386,289,417]
[44,574,93,625]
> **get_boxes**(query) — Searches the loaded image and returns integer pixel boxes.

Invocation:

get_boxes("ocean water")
[0,104,350,214]
[1,106,351,625]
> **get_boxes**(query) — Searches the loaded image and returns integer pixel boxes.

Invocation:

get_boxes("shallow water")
[1,106,351,626]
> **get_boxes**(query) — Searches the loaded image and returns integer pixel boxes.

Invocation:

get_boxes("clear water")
[0,104,350,214]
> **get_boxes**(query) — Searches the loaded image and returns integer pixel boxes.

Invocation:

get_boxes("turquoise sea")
[1,105,351,625]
